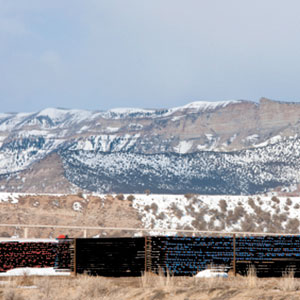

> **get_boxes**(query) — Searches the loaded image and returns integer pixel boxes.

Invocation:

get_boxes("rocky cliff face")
[1,98,300,194]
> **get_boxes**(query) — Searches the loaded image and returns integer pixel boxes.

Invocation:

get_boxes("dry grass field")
[0,272,299,300]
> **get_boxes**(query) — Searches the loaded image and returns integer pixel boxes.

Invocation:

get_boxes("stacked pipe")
[75,238,145,276]
[0,241,71,272]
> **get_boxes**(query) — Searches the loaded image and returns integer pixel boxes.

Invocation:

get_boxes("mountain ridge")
[1,97,300,194]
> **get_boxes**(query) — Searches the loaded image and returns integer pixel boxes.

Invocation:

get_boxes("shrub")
[0,231,10,237]
[183,225,193,231]
[255,197,263,206]
[116,194,124,201]
[214,211,226,222]
[150,203,158,214]
[171,203,183,219]
[144,189,151,195]
[215,221,225,231]
[285,218,300,233]
[184,193,193,199]
[106,194,113,201]
[52,199,60,208]
[185,204,195,215]
[191,196,198,204]
[271,196,280,204]
[278,213,288,222]
[207,218,216,230]
[233,206,245,220]
[258,210,271,224]
[157,212,166,220]
[247,265,257,288]
[252,209,271,230]
[294,203,300,209]
[3,289,24,300]
[226,206,245,226]
[286,198,292,206]
[226,210,234,226]
[191,219,207,230]
[74,275,110,298]
[240,214,256,232]
[16,271,34,287]
[279,267,298,291]
[248,198,256,209]
[219,199,227,213]
[209,208,218,215]
[267,217,283,233]
[127,194,135,201]
[77,191,84,198]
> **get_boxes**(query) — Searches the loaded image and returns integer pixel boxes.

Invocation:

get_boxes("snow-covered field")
[0,192,68,205]
[130,193,300,234]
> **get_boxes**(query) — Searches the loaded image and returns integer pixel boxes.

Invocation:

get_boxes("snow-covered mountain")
[1,97,300,194]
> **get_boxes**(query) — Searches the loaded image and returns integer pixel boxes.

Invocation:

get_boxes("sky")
[1,0,300,112]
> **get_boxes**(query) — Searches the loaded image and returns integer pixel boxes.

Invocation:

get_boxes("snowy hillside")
[59,136,300,194]
[0,192,298,235]
[131,194,300,234]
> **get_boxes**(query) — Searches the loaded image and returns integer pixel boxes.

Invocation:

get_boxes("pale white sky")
[1,0,300,112]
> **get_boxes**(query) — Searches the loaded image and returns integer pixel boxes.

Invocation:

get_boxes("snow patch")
[229,134,237,143]
[78,125,90,133]
[171,116,183,122]
[73,202,82,211]
[108,108,154,114]
[104,108,155,119]
[255,135,282,148]
[197,144,209,150]
[0,193,19,204]
[105,127,119,133]
[0,267,70,277]
[164,100,241,116]
[195,269,228,278]
[0,238,57,243]
[37,108,69,122]
[245,134,259,142]
[174,141,193,154]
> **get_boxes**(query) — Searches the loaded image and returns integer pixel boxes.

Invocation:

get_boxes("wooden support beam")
[233,233,236,276]
[144,236,152,273]
[74,238,77,277]
[144,236,147,273]
[24,227,28,238]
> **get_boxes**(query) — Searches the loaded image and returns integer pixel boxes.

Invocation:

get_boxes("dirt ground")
[0,273,299,300]
[0,194,142,238]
